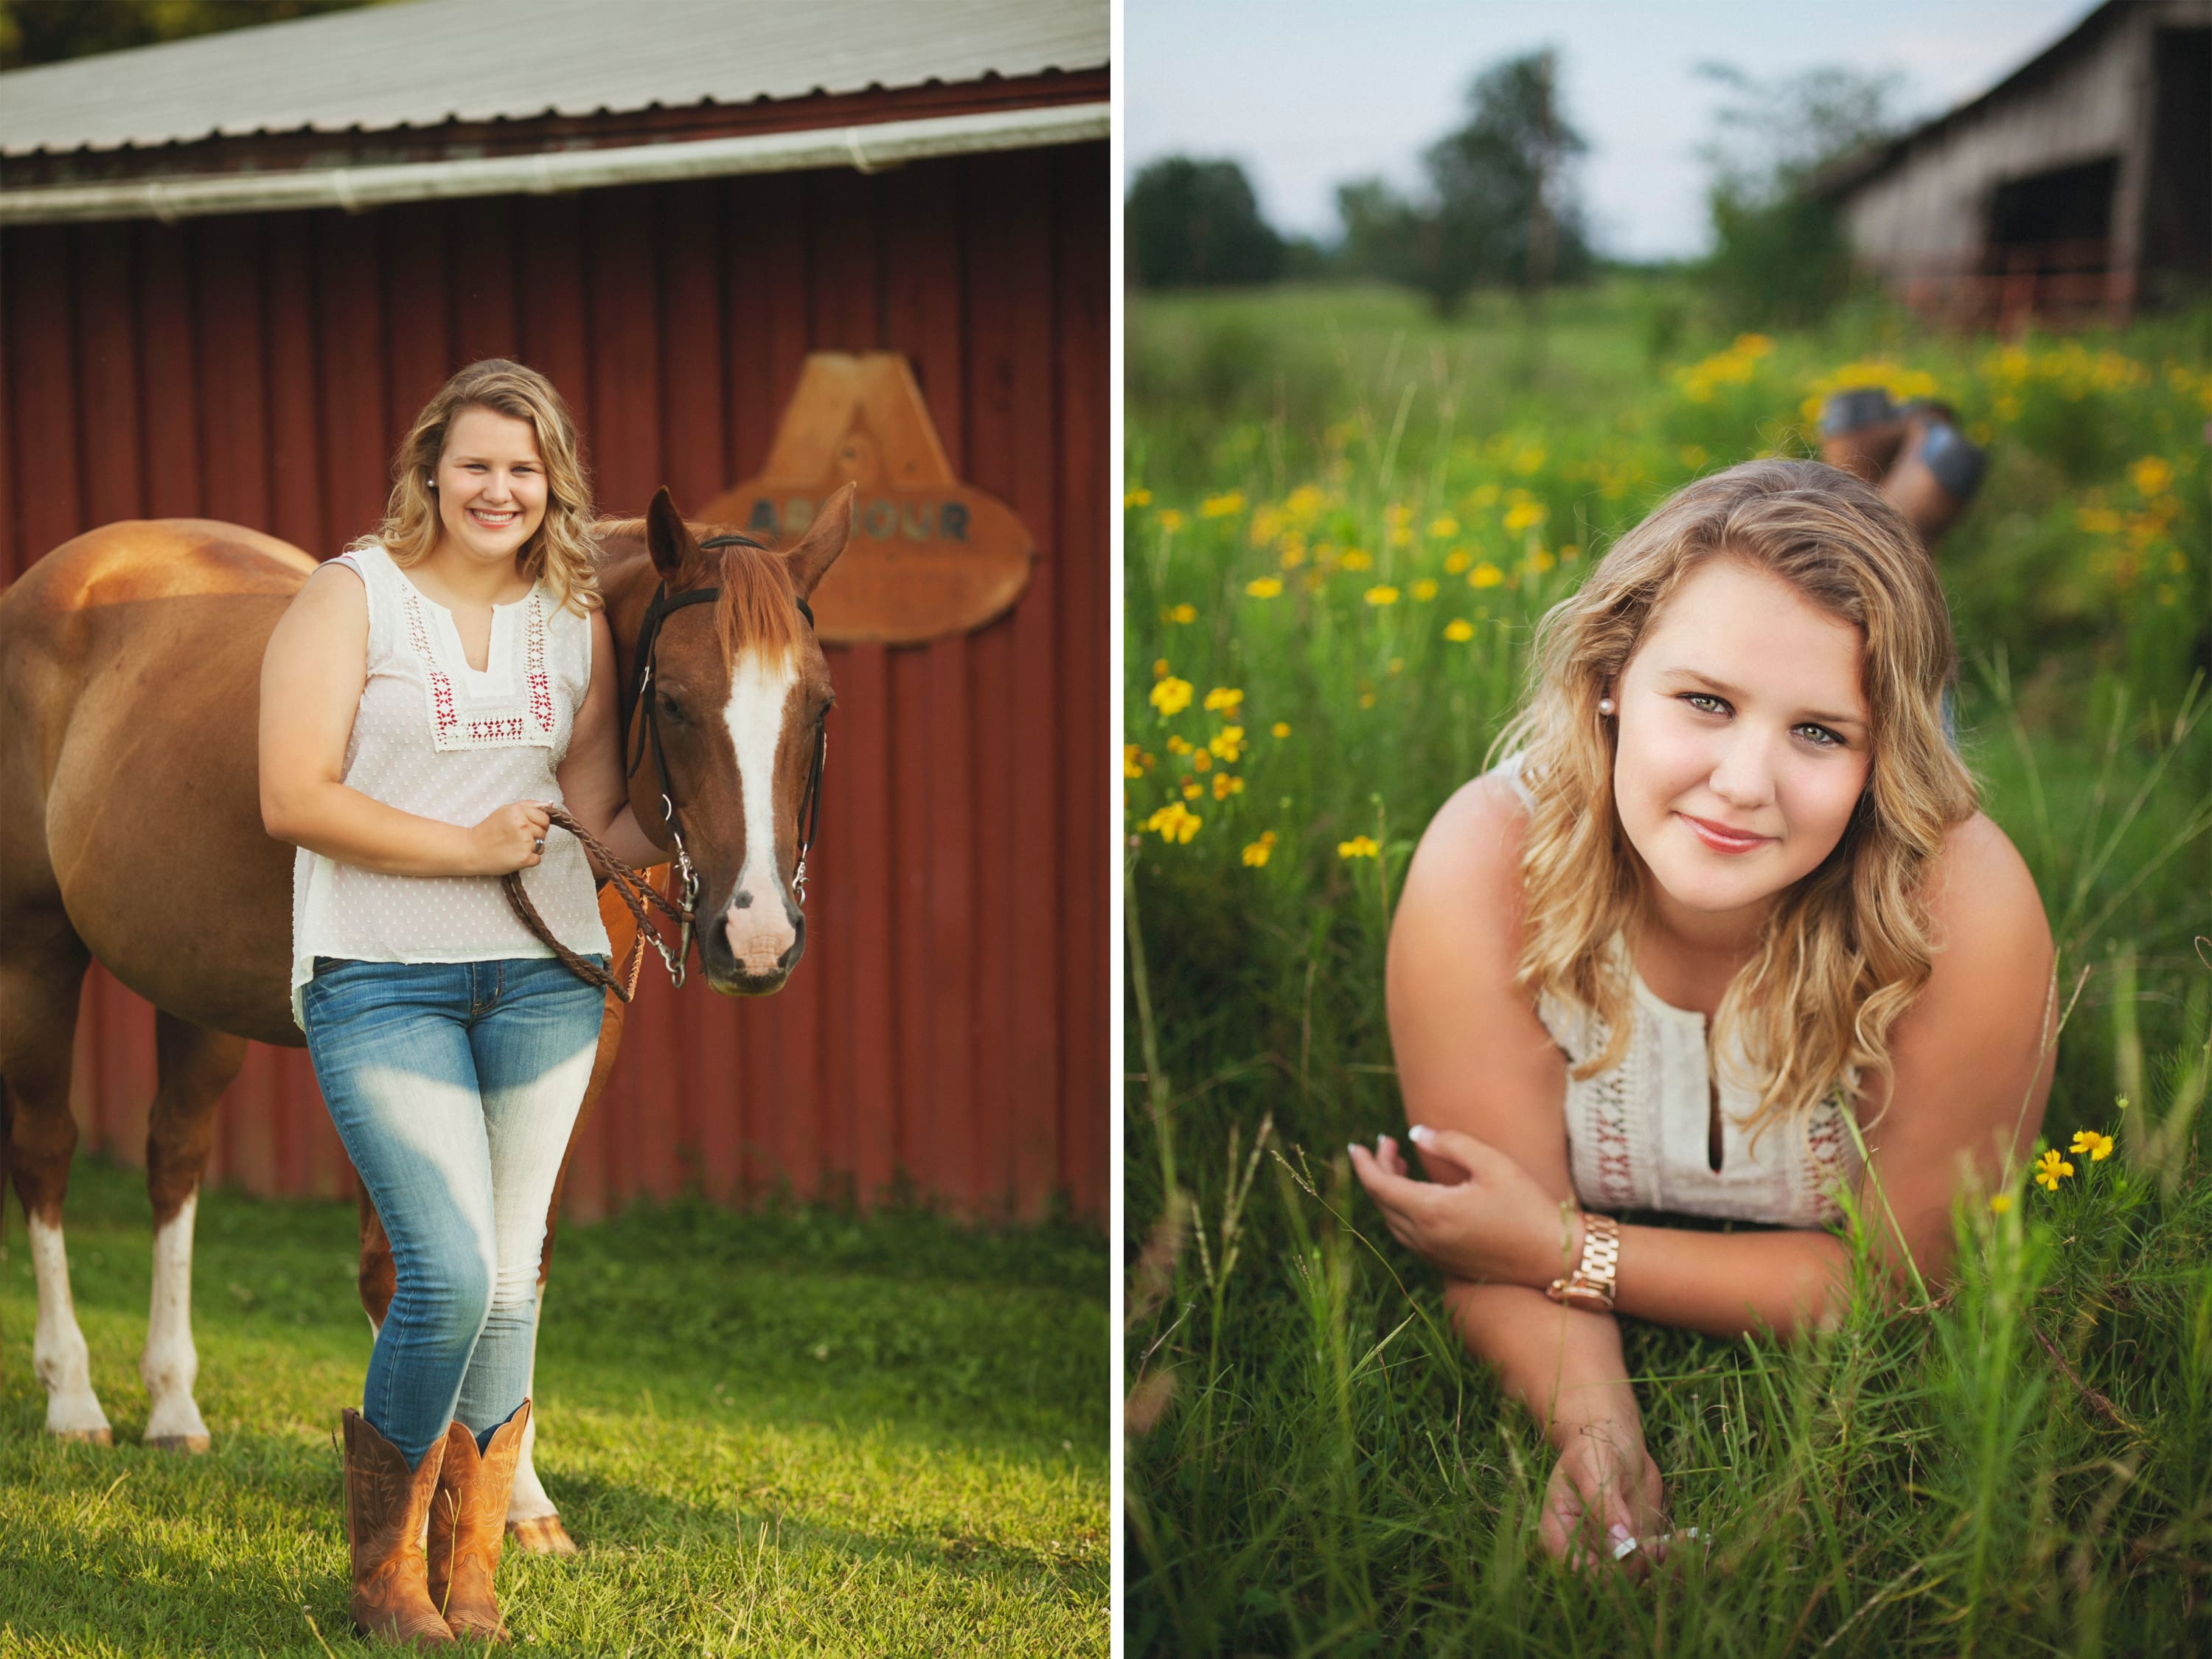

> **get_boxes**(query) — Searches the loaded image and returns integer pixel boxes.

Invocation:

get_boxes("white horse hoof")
[146,1433,212,1453]
[506,1514,579,1556]
[50,1425,114,1447]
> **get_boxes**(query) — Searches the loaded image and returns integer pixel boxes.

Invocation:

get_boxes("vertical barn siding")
[0,145,1108,1220]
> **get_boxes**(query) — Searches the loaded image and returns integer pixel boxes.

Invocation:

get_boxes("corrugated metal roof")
[0,0,1108,158]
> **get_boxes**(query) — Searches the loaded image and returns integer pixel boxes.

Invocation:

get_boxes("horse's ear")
[785,481,856,600]
[645,487,699,583]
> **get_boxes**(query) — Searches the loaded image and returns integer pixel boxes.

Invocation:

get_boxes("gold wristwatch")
[1545,1211,1620,1312]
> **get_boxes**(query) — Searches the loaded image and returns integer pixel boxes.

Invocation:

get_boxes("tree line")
[1127,49,1896,325]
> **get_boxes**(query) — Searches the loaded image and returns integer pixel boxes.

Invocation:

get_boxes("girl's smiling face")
[1610,556,1874,944]
[433,406,549,568]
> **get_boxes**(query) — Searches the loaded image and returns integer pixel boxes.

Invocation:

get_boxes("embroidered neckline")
[393,574,557,753]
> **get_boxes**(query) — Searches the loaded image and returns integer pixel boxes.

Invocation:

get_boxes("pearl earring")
[1598,698,1616,716]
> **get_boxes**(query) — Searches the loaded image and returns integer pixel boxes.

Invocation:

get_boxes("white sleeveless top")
[1493,754,1863,1227]
[288,543,611,1029]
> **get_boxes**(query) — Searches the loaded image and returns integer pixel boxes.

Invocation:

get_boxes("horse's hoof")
[52,1427,114,1447]
[146,1433,212,1453]
[506,1515,579,1557]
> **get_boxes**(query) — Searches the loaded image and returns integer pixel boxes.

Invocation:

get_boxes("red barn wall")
[0,143,1108,1222]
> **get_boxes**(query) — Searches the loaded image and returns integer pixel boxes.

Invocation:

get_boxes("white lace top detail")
[288,543,611,1028]
[1493,754,1863,1227]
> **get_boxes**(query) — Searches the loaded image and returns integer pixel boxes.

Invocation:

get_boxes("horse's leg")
[1,912,108,1442]
[139,1011,246,1451]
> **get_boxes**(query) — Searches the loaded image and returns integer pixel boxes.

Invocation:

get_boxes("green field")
[2,1158,1108,1655]
[1124,280,2212,1655]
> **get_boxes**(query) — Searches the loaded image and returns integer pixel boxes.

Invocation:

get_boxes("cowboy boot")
[1818,386,1907,482]
[426,1400,532,1641]
[1881,407,1987,550]
[341,1408,455,1647]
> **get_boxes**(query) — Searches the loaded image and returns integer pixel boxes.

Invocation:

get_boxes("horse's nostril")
[729,890,753,910]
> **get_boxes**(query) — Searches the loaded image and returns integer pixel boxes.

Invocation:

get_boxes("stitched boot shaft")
[426,1399,531,1641]
[342,1408,456,1648]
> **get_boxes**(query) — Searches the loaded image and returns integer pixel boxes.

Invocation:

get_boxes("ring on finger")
[533,836,546,854]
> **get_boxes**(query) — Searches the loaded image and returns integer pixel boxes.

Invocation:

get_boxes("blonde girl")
[1350,459,2056,1571]
[261,359,664,1644]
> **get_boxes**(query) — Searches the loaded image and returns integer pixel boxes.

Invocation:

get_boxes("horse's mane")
[594,516,802,666]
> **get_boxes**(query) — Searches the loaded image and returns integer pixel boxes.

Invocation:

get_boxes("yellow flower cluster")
[1151,675,1194,716]
[1242,830,1277,867]
[1145,801,1201,844]
[1200,490,1246,519]
[1679,333,1774,403]
[1338,835,1380,860]
[1797,358,1941,425]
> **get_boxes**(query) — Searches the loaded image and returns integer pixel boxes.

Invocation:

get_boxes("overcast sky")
[1125,0,2098,261]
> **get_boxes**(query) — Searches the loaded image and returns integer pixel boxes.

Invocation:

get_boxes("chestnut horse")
[0,484,851,1553]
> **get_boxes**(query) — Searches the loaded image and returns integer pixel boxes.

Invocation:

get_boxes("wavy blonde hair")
[351,359,601,614]
[1492,459,1976,1134]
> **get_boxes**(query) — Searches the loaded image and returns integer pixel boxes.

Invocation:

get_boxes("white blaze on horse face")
[29,1212,112,1440]
[720,647,801,975]
[142,1190,211,1448]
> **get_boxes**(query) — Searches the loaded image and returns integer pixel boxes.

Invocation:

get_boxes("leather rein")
[501,532,827,1001]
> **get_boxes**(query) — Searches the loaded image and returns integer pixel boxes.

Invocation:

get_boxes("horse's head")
[625,483,852,995]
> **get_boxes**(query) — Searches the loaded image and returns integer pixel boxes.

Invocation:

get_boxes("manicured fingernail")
[1346,1144,1361,1157]
[1408,1124,1431,1143]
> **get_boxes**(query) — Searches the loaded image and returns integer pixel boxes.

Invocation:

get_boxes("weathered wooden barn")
[1817,0,2211,329]
[0,0,1110,1220]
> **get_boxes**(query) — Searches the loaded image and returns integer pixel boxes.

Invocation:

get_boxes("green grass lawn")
[1124,280,2212,1655]
[1,1158,1108,1656]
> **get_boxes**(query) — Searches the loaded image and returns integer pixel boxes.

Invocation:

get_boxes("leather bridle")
[624,532,829,987]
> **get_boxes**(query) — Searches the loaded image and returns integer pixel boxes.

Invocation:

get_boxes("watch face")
[1559,1284,1613,1313]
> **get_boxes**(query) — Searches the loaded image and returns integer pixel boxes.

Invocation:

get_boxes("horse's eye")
[656,692,685,723]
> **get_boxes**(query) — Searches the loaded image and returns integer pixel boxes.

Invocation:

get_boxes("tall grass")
[1124,282,2212,1655]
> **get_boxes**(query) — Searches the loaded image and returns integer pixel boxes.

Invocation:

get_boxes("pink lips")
[1678,812,1773,854]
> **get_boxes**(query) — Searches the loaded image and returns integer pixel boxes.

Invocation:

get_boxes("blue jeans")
[302,955,606,1469]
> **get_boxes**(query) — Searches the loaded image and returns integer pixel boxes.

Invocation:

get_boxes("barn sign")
[700,352,1035,644]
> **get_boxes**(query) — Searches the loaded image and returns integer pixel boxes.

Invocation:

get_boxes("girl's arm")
[554,605,672,876]
[1359,809,2058,1341]
[1368,776,1663,1557]
[260,563,545,877]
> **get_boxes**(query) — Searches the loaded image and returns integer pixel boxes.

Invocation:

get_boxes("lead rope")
[501,805,691,1001]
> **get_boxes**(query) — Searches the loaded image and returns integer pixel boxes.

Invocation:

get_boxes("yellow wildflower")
[2070,1130,2115,1162]
[1145,801,1201,844]
[1211,773,1243,801]
[1203,686,1244,714]
[1191,749,1211,773]
[1200,490,1246,519]
[1164,603,1197,625]
[1245,576,1284,599]
[1526,547,1556,575]
[1279,544,1307,570]
[1503,500,1547,535]
[1364,585,1400,607]
[1444,549,1472,574]
[1411,578,1439,602]
[1511,445,1546,476]
[2129,456,2174,495]
[1121,745,1148,779]
[1338,835,1380,859]
[1157,508,1186,532]
[1180,781,1203,800]
[1124,487,1152,509]
[1150,676,1194,717]
[1429,515,1460,538]
[1164,734,1192,755]
[1989,1193,2014,1214]
[1469,562,1503,589]
[1270,721,1291,738]
[1241,830,1277,867]
[1357,692,1377,709]
[1340,548,1374,571]
[2033,1148,2074,1191]
[1444,618,1475,642]
[1208,726,1245,762]
[1153,658,1169,678]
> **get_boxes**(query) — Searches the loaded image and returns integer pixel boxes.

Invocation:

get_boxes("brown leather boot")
[426,1400,532,1641]
[341,1408,455,1647]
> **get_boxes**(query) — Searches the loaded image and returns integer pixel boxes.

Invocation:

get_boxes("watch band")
[1545,1211,1621,1312]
